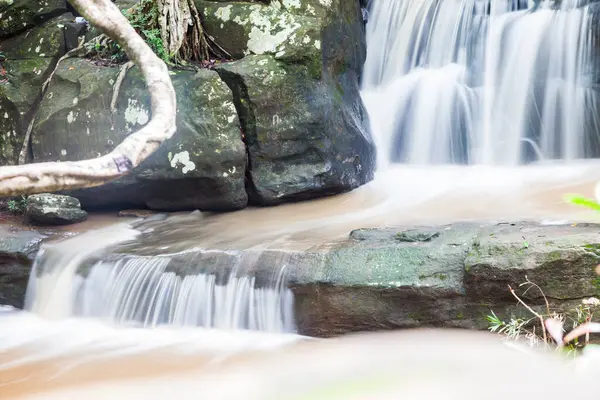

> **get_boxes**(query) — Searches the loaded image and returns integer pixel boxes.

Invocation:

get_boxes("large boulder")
[79,220,600,337]
[2,0,374,211]
[216,55,373,204]
[32,58,247,211]
[201,0,375,204]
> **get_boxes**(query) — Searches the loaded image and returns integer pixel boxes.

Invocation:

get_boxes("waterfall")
[362,0,600,167]
[24,224,296,333]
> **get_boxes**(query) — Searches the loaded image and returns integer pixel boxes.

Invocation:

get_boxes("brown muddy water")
[4,163,600,399]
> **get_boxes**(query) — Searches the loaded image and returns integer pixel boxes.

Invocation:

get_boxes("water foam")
[24,224,296,333]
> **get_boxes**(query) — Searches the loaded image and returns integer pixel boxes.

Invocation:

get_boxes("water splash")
[362,0,599,167]
[24,224,296,333]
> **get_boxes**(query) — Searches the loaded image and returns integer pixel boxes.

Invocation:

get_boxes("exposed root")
[0,0,177,197]
[157,0,226,63]
[111,61,135,115]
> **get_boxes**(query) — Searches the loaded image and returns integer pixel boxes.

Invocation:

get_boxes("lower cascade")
[362,0,600,167]
[24,224,296,333]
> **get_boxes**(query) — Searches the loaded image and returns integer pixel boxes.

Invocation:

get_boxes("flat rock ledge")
[101,220,600,337]
[8,220,600,337]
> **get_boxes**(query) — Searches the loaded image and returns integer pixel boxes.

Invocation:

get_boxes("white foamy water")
[71,257,295,332]
[0,310,305,399]
[363,0,598,166]
[24,226,295,332]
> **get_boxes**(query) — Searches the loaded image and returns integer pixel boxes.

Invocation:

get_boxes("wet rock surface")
[85,220,600,337]
[6,218,600,336]
[0,224,64,308]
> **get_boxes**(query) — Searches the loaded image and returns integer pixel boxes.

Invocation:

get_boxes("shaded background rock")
[0,14,83,165]
[0,0,68,38]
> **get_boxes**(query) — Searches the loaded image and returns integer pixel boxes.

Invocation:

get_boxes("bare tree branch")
[0,0,177,197]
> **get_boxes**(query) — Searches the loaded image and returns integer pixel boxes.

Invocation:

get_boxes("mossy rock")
[0,0,68,38]
[216,54,375,205]
[31,58,247,211]
[197,0,322,72]
[0,14,83,60]
[0,57,54,165]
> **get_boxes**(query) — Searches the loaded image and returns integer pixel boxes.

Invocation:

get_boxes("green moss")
[408,312,423,321]
[456,312,464,320]
[544,250,563,263]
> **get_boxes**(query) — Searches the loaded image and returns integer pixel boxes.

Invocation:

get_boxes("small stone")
[395,230,440,243]
[118,209,156,218]
[25,193,87,226]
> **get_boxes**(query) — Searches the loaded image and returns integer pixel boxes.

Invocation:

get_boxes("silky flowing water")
[5,0,600,398]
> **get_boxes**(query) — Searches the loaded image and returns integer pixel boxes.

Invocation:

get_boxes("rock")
[86,220,600,337]
[198,1,323,65]
[0,0,68,38]
[0,226,45,307]
[31,59,247,211]
[0,14,83,166]
[0,15,83,60]
[203,0,375,205]
[118,209,158,218]
[25,193,88,225]
[395,230,441,242]
[216,55,375,205]
[0,58,54,165]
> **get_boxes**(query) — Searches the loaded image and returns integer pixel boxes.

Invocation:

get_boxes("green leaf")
[565,194,600,212]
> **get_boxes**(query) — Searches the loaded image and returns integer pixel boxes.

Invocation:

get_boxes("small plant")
[487,276,600,354]
[566,194,600,212]
[86,0,170,64]
[6,195,28,215]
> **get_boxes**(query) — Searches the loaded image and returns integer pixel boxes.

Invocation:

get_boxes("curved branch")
[0,0,177,197]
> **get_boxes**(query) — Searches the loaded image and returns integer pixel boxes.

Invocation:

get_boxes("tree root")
[1,0,177,197]
[111,61,134,115]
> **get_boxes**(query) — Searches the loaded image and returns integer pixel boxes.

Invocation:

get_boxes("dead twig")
[509,285,548,344]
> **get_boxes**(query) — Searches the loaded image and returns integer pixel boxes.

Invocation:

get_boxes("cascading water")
[23,222,296,333]
[362,0,600,167]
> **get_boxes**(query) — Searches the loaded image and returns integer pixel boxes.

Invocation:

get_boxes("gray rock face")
[0,0,68,38]
[0,13,83,165]
[32,61,248,211]
[216,55,374,204]
[0,226,45,307]
[1,0,375,211]
[25,193,88,225]
[203,0,375,205]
